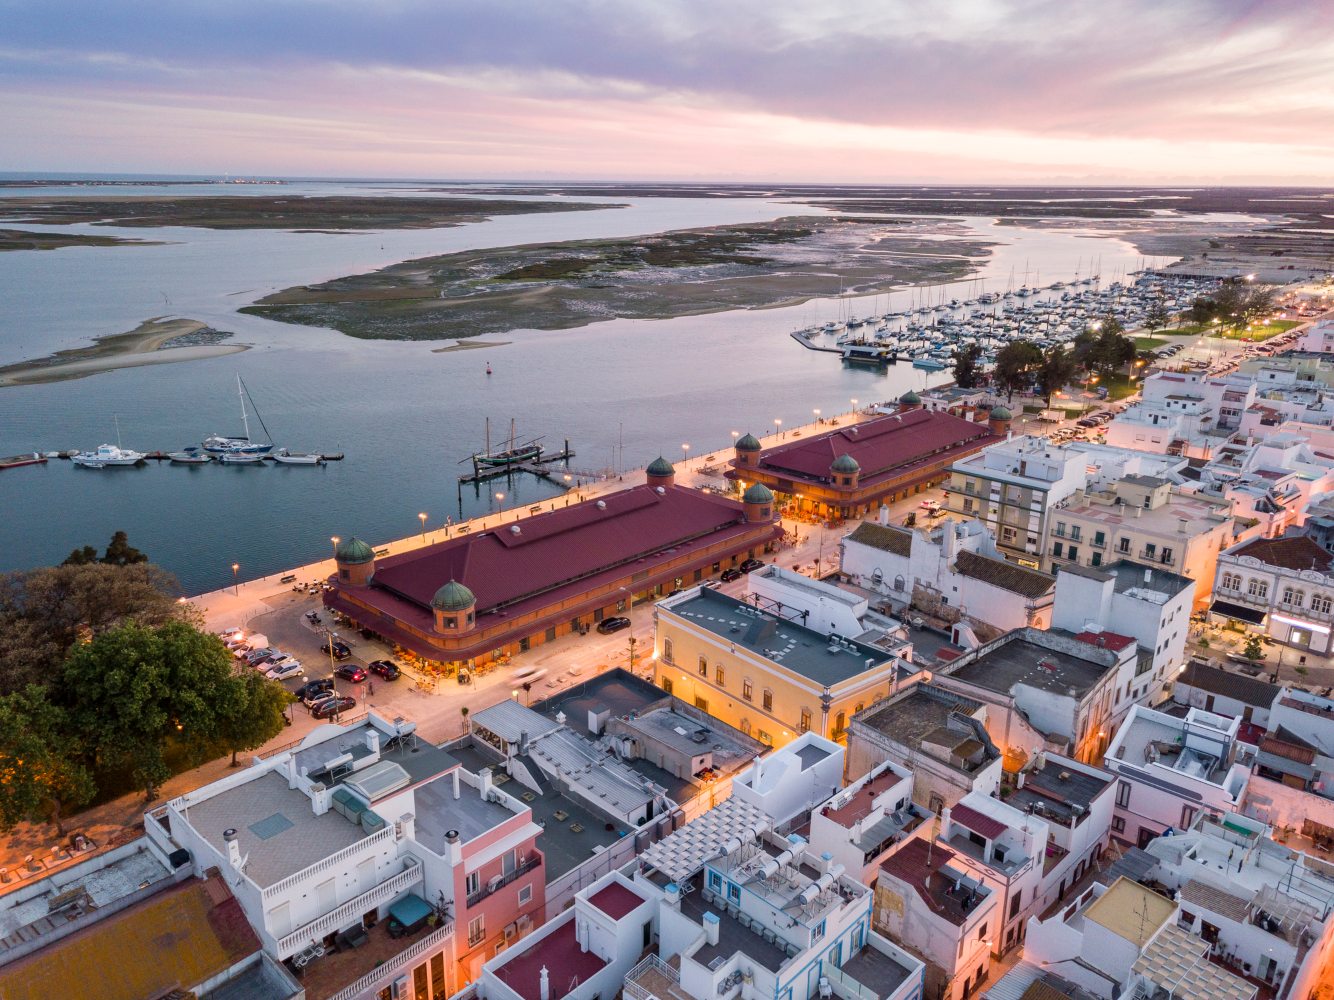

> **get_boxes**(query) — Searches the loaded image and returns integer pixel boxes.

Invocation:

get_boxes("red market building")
[729,396,1009,519]
[324,459,781,668]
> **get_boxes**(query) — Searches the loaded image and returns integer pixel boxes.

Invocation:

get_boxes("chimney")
[519,730,529,755]
[398,812,415,842]
[480,768,494,798]
[365,728,380,755]
[540,967,550,1000]
[878,504,890,527]
[703,911,721,946]
[1144,567,1152,584]
[452,769,461,800]
[444,829,462,865]
[222,828,242,870]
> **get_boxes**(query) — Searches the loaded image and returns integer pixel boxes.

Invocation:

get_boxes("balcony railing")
[466,853,542,908]
[263,824,398,902]
[277,857,423,957]
[326,920,454,1000]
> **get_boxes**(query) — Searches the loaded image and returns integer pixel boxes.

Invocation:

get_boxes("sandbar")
[0,228,164,252]
[0,317,248,388]
[432,340,512,353]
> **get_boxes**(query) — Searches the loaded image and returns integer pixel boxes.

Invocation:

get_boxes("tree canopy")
[1037,346,1078,406]
[0,686,95,835]
[993,342,1043,400]
[1072,316,1135,378]
[952,343,984,389]
[62,530,149,567]
[1187,280,1276,330]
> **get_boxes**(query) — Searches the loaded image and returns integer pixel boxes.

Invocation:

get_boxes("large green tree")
[0,686,95,835]
[1037,347,1079,406]
[1073,316,1135,378]
[994,342,1043,401]
[0,561,189,695]
[217,671,291,767]
[952,343,984,389]
[61,620,238,800]
[1143,298,1172,334]
[62,530,149,567]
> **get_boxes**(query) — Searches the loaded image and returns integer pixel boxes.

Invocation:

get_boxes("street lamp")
[682,442,690,464]
[494,491,505,514]
[330,536,340,560]
[774,417,783,439]
[418,512,427,542]
[850,398,858,413]
[232,562,239,595]
[813,408,821,424]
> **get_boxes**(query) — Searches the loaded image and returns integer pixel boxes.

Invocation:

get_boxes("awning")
[1209,600,1266,626]
[388,893,432,927]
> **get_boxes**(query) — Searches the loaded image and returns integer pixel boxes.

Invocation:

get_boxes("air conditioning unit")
[489,875,504,891]
[504,922,518,940]
[517,915,534,933]
[392,976,410,999]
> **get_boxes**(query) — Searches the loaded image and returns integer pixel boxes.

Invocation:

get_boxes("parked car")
[327,639,352,660]
[335,663,368,683]
[303,689,339,710]
[596,616,631,635]
[720,567,744,582]
[243,648,275,665]
[266,660,303,681]
[296,678,334,702]
[740,558,765,572]
[918,498,941,511]
[311,696,356,719]
[263,653,298,671]
[368,660,401,681]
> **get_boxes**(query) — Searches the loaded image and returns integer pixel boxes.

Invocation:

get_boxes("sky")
[3,0,1333,183]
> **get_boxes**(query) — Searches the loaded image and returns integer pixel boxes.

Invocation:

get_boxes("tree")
[952,343,984,389]
[1144,298,1172,334]
[61,620,237,800]
[101,531,148,567]
[0,561,190,695]
[993,342,1043,401]
[0,686,95,835]
[62,546,99,566]
[1037,346,1078,406]
[1074,316,1135,378]
[1243,634,1264,661]
[1188,296,1219,325]
[1239,285,1276,325]
[216,671,290,767]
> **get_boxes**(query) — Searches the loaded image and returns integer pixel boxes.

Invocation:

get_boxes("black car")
[720,567,744,582]
[311,695,356,719]
[295,678,334,702]
[368,660,401,681]
[596,616,632,635]
[740,558,765,573]
[335,663,368,683]
[327,639,352,660]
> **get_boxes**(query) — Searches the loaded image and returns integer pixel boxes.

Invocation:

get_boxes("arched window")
[1312,593,1332,615]
[871,567,884,586]
[894,574,906,592]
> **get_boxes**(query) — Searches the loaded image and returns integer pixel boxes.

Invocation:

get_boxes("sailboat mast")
[237,374,252,442]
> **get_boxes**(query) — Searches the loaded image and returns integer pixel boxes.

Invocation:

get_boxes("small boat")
[72,444,146,468]
[271,448,325,465]
[0,453,47,469]
[169,448,212,464]
[912,356,947,371]
[470,418,542,468]
[218,452,264,465]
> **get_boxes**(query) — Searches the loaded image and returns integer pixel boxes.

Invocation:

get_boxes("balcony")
[277,858,424,958]
[466,852,542,908]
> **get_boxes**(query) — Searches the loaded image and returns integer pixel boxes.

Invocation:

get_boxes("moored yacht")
[72,444,146,468]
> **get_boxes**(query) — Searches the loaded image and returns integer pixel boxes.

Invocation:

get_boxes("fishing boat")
[0,453,47,470]
[168,448,211,464]
[72,444,146,468]
[271,448,325,465]
[203,375,274,455]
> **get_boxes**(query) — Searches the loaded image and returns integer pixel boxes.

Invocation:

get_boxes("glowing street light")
[774,417,783,439]
[418,511,427,542]
[494,491,505,514]
[813,408,821,424]
[682,442,690,463]
[850,398,858,411]
[231,562,239,596]
[330,535,340,560]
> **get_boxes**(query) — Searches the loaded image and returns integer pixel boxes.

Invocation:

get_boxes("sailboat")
[473,419,542,468]
[202,375,274,455]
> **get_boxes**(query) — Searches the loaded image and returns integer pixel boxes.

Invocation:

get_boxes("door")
[267,900,292,938]
[316,878,337,912]
[357,857,377,893]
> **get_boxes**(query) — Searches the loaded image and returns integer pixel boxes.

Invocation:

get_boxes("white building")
[1211,534,1334,655]
[1102,705,1252,848]
[730,732,848,829]
[1297,318,1334,354]
[808,758,930,883]
[1172,662,1279,729]
[840,515,1056,633]
[1104,396,1217,457]
[1145,811,1334,1000]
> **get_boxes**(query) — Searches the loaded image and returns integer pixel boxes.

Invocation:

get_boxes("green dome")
[899,389,922,404]
[735,433,762,451]
[646,456,675,476]
[989,405,1013,420]
[831,453,860,474]
[431,580,476,611]
[743,483,774,504]
[335,536,376,564]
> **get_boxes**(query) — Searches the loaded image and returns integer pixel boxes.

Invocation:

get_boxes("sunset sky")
[4,0,1333,182]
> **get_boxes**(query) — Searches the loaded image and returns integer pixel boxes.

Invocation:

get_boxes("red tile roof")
[334,484,778,652]
[1073,630,1136,653]
[879,838,981,926]
[589,881,646,920]
[494,918,607,1000]
[951,802,1007,840]
[753,410,996,488]
[1232,536,1333,573]
[822,768,904,826]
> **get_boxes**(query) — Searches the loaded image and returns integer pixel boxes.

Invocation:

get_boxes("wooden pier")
[790,329,843,354]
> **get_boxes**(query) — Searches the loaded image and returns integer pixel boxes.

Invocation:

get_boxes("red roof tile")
[951,802,1007,840]
[753,410,996,487]
[823,769,904,826]
[1232,536,1333,573]
[589,882,646,920]
[1073,630,1136,653]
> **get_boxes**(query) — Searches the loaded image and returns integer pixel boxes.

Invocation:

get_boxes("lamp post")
[850,398,858,413]
[330,536,340,560]
[231,563,239,596]
[682,442,690,464]
[418,512,427,543]
[813,408,821,425]
[774,417,783,440]
[619,585,637,672]
[494,491,505,515]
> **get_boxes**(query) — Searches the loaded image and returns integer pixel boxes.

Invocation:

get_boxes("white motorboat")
[72,443,145,468]
[168,449,211,464]
[218,452,264,465]
[271,449,324,465]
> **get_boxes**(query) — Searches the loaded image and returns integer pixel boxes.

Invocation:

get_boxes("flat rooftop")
[856,684,993,770]
[950,638,1110,697]
[841,943,914,998]
[666,589,895,686]
[1111,712,1230,785]
[533,669,666,731]
[493,918,607,1000]
[681,885,789,974]
[822,766,908,827]
[414,772,520,854]
[1009,761,1112,825]
[879,838,991,927]
[1083,877,1175,947]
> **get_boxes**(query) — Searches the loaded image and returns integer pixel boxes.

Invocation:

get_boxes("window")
[1094,530,1106,547]
[662,638,674,664]
[1119,537,1131,553]
[813,920,826,942]
[1067,545,1078,561]
[1070,526,1082,541]
[1052,542,1064,558]
[833,711,846,737]
[715,665,725,685]
[468,916,485,947]
[728,883,741,904]
[1112,816,1125,833]
[758,730,773,745]
[695,696,709,713]
[1248,578,1268,599]
[1144,543,1157,558]
[1313,593,1332,614]
[743,678,753,701]
[466,871,480,896]
[519,884,532,904]
[1091,552,1102,567]
[799,708,811,733]
[709,872,723,891]
[762,689,773,711]
[1282,587,1303,608]
[1009,890,1022,919]
[963,498,975,513]
[1055,521,1067,538]
[1221,572,1240,592]
[893,575,905,592]
[698,656,707,677]
[1116,780,1131,808]
[662,677,673,695]
[978,924,988,941]
[1001,527,1016,542]
[1160,547,1173,565]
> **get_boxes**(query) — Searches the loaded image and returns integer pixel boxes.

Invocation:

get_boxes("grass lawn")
[1218,318,1299,342]
[1134,336,1168,350]
[1096,373,1141,401]
[1158,323,1211,337]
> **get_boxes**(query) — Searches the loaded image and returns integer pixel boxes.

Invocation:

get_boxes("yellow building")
[652,587,913,747]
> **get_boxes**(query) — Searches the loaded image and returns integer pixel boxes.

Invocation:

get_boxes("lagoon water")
[0,182,1177,593]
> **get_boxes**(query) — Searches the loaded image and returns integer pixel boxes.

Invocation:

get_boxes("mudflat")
[0,228,164,252]
[240,216,994,341]
[0,195,623,230]
[0,317,246,388]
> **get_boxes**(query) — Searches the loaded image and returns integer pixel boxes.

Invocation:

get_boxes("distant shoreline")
[0,317,248,388]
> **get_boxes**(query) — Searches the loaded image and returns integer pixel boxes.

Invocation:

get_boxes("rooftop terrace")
[1009,759,1112,827]
[950,637,1111,698]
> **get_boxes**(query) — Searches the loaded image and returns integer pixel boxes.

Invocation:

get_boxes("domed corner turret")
[432,579,477,636]
[988,405,1014,435]
[899,389,923,409]
[742,481,775,523]
[734,431,763,470]
[646,455,676,488]
[830,452,861,490]
[333,535,377,586]
[743,482,774,505]
[735,433,762,452]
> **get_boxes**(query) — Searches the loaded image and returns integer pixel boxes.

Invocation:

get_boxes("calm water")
[0,183,1176,593]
